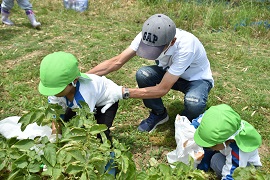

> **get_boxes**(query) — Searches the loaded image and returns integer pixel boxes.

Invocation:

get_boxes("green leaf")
[9,151,21,160]
[90,157,107,175]
[13,176,26,180]
[41,165,52,176]
[85,168,98,179]
[114,149,122,158]
[136,172,148,180]
[89,124,107,135]
[0,149,6,158]
[67,149,86,163]
[52,167,62,179]
[0,158,7,171]
[19,112,34,131]
[43,144,57,167]
[101,173,115,180]
[13,154,28,169]
[57,149,73,164]
[40,136,50,144]
[28,162,41,173]
[70,127,87,135]
[189,170,207,179]
[11,139,35,150]
[80,172,87,180]
[149,157,158,167]
[7,137,19,147]
[158,164,172,176]
[119,155,129,174]
[7,169,21,180]
[69,135,87,141]
[29,109,45,125]
[66,164,84,175]
[25,174,42,180]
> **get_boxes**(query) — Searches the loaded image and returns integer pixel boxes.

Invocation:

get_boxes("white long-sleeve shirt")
[48,74,118,112]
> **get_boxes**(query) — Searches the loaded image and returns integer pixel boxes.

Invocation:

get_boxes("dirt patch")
[133,145,169,170]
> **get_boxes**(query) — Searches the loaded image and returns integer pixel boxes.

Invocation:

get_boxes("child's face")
[209,143,226,151]
[55,84,74,97]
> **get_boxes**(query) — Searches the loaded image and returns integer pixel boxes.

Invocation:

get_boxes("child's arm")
[190,113,204,129]
[51,121,60,134]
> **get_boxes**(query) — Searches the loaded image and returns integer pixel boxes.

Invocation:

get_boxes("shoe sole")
[137,115,169,133]
[149,115,169,133]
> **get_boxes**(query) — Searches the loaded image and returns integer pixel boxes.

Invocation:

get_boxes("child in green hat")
[39,51,124,143]
[193,104,262,179]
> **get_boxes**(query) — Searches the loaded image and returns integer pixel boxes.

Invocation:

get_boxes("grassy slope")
[0,0,269,175]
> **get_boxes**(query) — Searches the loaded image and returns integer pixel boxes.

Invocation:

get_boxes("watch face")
[123,88,129,99]
[124,93,129,99]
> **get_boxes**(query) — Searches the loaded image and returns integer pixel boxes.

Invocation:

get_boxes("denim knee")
[183,95,207,120]
[136,66,164,88]
[136,67,148,87]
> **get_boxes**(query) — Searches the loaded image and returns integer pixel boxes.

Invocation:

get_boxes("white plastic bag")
[0,116,52,140]
[167,115,204,168]
[63,0,88,12]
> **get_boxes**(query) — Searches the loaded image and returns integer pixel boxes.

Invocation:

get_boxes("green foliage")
[0,104,209,179]
[0,0,269,178]
[1,103,268,179]
[233,166,270,180]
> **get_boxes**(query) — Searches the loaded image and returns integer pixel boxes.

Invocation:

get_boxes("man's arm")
[128,71,179,99]
[87,47,136,76]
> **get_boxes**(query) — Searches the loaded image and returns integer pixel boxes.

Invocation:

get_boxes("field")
[0,0,269,178]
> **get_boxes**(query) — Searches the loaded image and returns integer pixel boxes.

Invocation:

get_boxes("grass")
[0,0,269,177]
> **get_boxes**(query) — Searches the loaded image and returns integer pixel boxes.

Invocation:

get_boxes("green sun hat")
[39,51,90,96]
[194,104,261,152]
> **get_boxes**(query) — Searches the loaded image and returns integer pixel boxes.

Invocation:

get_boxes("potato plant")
[0,102,268,179]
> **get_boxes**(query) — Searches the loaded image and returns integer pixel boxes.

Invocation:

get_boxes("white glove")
[100,77,123,113]
[48,134,62,143]
[101,85,123,113]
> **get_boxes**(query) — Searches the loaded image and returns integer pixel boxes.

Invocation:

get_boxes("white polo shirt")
[130,28,214,86]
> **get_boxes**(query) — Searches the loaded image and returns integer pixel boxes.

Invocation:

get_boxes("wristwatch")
[123,88,130,99]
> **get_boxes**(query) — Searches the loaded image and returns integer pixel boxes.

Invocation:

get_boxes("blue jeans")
[1,0,33,11]
[135,65,213,120]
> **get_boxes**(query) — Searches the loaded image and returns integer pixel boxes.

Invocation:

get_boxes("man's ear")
[170,37,177,46]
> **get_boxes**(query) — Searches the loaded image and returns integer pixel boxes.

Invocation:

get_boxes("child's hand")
[101,85,123,113]
[100,76,123,113]
[49,134,62,143]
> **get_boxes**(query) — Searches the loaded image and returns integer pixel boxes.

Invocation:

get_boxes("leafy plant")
[0,103,211,179]
[233,166,270,180]
[0,103,135,179]
[0,0,269,178]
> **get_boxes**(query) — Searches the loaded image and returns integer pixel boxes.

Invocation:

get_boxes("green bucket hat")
[39,51,90,96]
[194,104,261,152]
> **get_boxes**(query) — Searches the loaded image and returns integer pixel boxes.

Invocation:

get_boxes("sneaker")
[138,110,169,133]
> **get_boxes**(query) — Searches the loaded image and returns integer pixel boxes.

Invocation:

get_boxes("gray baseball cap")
[137,14,176,60]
